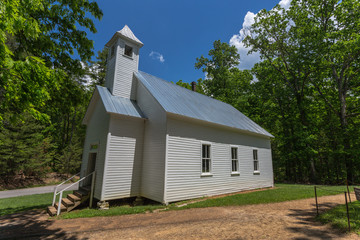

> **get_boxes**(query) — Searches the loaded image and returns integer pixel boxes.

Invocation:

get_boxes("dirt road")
[1,194,359,239]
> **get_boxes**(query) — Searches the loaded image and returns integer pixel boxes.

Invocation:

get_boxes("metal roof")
[135,71,273,138]
[105,25,143,47]
[97,86,145,119]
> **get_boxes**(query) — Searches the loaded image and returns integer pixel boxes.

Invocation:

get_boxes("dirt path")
[1,194,359,239]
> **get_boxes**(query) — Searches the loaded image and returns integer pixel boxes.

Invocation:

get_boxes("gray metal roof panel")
[97,86,145,119]
[135,71,273,138]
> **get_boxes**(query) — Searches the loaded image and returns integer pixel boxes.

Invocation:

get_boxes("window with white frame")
[231,147,239,173]
[253,149,259,172]
[202,144,211,174]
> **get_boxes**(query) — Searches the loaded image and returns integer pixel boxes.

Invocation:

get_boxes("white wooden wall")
[106,39,139,99]
[80,99,110,200]
[101,115,144,200]
[165,116,273,203]
[105,54,115,92]
[137,81,167,203]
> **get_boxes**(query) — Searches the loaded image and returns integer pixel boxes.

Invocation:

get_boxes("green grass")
[0,184,353,219]
[170,184,352,210]
[59,205,164,219]
[317,201,360,235]
[0,191,71,216]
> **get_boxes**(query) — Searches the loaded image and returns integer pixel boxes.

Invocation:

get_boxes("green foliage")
[175,79,205,94]
[0,0,103,124]
[0,113,56,180]
[90,47,108,87]
[241,0,360,183]
[0,0,104,180]
[194,40,254,113]
[317,201,360,235]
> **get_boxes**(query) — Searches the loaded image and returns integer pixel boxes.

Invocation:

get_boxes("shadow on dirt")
[287,201,348,240]
[0,210,85,240]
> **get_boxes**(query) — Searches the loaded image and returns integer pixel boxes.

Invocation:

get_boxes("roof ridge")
[138,70,241,111]
[136,71,273,138]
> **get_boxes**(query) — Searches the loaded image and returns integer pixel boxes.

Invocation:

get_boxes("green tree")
[0,113,56,181]
[195,40,253,109]
[0,0,103,125]
[90,48,108,87]
[175,79,205,94]
[244,0,360,182]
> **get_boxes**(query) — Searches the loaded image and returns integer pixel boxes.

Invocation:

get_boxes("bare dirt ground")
[1,194,359,240]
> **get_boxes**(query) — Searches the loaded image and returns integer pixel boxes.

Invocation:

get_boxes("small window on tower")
[124,45,133,57]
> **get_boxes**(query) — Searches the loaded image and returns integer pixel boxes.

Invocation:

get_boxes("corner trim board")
[101,131,112,201]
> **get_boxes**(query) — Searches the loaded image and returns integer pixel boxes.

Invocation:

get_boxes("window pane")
[253,150,258,160]
[232,160,237,172]
[207,145,210,158]
[231,148,237,160]
[202,145,205,158]
[254,160,258,171]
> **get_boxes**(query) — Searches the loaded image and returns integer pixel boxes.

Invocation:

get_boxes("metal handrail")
[55,171,96,216]
[56,171,94,195]
[52,172,80,206]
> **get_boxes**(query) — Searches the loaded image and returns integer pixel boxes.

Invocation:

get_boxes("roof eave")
[105,32,144,48]
[82,87,101,125]
[166,112,274,139]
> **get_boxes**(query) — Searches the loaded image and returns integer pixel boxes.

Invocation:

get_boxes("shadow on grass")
[0,204,50,216]
[286,201,349,240]
[0,210,84,240]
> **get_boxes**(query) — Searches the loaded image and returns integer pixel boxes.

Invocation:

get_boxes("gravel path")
[0,193,359,239]
[0,183,78,199]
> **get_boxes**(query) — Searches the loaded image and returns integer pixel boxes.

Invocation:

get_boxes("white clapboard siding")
[80,99,110,200]
[105,54,115,92]
[102,116,144,200]
[112,39,139,99]
[165,117,273,203]
[136,81,167,203]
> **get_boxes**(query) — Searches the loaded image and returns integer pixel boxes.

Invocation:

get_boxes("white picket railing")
[52,171,96,216]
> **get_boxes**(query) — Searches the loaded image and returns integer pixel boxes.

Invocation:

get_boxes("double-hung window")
[202,144,211,174]
[253,149,259,172]
[231,147,239,174]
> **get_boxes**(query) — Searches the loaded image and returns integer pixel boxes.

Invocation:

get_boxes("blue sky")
[86,0,288,83]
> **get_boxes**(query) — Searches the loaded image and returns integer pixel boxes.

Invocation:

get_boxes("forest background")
[1,0,359,188]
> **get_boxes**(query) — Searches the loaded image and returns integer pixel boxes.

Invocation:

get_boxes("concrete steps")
[47,187,90,216]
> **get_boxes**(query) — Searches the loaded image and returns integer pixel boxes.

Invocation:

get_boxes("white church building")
[81,25,274,204]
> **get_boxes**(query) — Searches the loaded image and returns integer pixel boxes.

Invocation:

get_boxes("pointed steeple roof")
[105,25,143,47]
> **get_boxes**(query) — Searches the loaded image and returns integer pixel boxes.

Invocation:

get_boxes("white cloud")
[279,0,291,9]
[229,0,291,70]
[149,51,165,63]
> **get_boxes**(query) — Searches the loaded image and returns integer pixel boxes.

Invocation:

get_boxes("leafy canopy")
[0,0,103,124]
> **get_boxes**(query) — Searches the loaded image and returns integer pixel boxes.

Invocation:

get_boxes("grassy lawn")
[171,184,352,210]
[59,205,164,219]
[0,184,354,219]
[0,191,71,216]
[317,201,360,235]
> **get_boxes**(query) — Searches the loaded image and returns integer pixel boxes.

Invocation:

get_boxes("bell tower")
[104,25,143,99]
